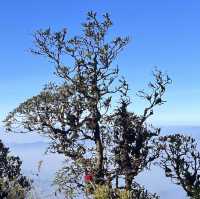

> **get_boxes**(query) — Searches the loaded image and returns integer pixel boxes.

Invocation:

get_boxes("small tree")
[111,69,171,190]
[4,12,170,198]
[0,139,31,199]
[158,134,200,198]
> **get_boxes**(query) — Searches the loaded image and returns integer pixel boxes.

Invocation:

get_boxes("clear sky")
[0,0,200,126]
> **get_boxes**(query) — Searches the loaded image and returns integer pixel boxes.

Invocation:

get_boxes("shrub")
[0,139,31,199]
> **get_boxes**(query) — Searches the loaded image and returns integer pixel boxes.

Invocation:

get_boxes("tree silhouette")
[109,69,171,191]
[4,12,170,198]
[158,134,200,198]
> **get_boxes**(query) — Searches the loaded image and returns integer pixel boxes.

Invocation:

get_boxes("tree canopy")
[158,134,200,198]
[4,11,192,199]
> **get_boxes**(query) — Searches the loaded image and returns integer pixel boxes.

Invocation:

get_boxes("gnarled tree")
[4,12,170,198]
[110,69,171,191]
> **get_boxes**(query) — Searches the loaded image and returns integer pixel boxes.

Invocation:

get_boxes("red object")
[84,174,93,182]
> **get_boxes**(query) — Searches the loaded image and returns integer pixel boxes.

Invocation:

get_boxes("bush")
[93,183,159,199]
[0,139,31,199]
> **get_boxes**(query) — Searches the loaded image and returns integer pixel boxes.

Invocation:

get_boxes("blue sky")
[0,0,200,126]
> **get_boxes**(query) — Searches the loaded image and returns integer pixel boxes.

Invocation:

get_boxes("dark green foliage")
[0,139,31,199]
[111,100,160,190]
[110,69,171,190]
[158,134,200,198]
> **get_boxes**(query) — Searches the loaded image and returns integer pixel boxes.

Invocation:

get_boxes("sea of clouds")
[1,126,200,199]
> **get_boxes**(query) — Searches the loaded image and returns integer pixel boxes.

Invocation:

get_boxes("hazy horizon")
[1,125,199,199]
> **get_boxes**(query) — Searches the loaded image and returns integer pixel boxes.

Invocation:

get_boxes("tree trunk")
[94,121,104,183]
[125,175,133,191]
